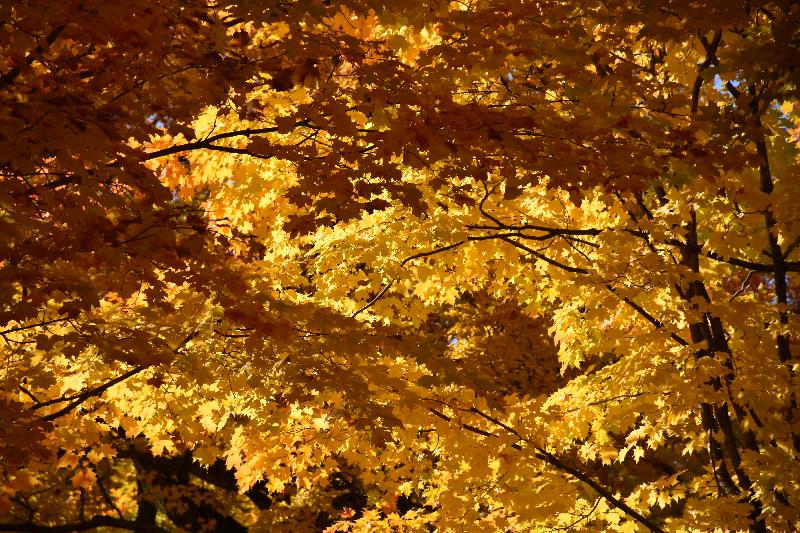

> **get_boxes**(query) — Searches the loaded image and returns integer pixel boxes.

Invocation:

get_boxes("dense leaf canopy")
[1,0,800,531]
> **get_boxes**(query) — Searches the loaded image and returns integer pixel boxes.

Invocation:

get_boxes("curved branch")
[38,366,145,421]
[531,447,665,533]
[143,121,310,160]
[32,331,195,418]
[463,406,666,533]
[352,240,471,317]
[351,279,396,318]
[147,143,274,160]
[353,229,593,317]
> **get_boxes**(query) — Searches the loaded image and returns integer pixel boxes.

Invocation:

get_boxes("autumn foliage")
[2,0,800,531]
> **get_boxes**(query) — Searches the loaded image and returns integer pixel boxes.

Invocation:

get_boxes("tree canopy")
[2,0,800,531]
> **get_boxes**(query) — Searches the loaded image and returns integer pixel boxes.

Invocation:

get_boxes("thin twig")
[729,271,755,302]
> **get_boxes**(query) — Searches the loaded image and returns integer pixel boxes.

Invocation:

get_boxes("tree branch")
[754,111,792,362]
[467,223,602,237]
[0,24,67,89]
[147,143,274,160]
[0,318,70,335]
[38,366,146,421]
[467,406,666,533]
[704,250,799,272]
[32,331,194,417]
[691,30,722,113]
[728,271,755,302]
[606,286,689,346]
[0,515,168,533]
[497,235,589,274]
[352,241,469,318]
[143,121,310,160]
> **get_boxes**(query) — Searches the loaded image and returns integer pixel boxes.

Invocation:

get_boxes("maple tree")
[2,0,800,531]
